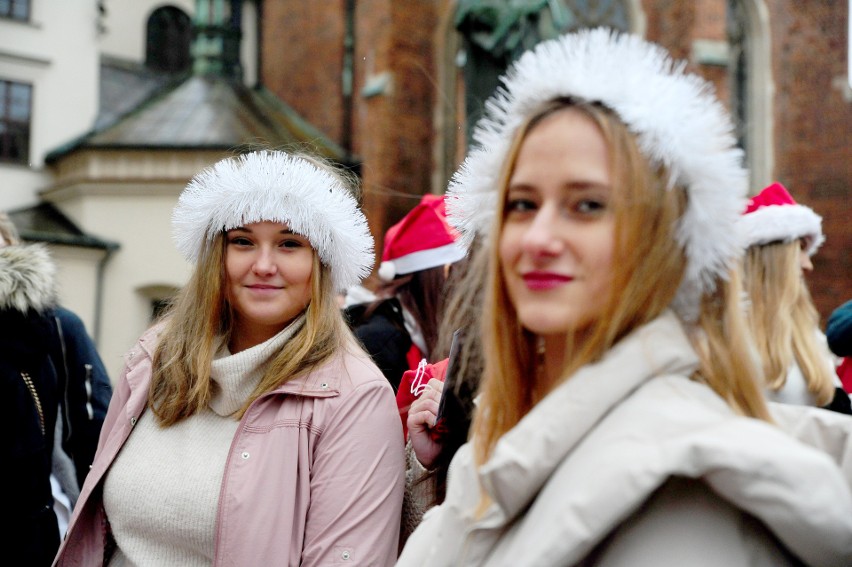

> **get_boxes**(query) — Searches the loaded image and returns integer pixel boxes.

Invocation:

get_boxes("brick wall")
[643,0,850,320]
[353,0,442,256]
[263,0,440,269]
[261,1,345,145]
[770,0,851,321]
[261,0,850,319]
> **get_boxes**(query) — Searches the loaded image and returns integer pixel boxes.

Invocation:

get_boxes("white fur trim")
[377,261,396,282]
[379,242,466,281]
[342,284,377,308]
[172,151,374,292]
[0,244,57,313]
[740,204,825,256]
[445,29,748,321]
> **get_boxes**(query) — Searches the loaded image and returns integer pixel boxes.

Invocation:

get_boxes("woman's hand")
[407,378,445,470]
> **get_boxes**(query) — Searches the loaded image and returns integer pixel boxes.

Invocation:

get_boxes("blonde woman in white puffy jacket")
[397,29,852,567]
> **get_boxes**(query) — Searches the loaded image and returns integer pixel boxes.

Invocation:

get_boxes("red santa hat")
[740,182,825,256]
[377,194,466,281]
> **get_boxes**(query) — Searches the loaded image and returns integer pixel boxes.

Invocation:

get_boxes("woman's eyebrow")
[227,226,296,234]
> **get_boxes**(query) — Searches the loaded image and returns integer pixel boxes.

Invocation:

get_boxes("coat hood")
[0,244,58,313]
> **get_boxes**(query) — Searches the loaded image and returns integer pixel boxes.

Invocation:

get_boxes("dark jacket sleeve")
[2,309,63,563]
[822,387,852,415]
[53,307,113,488]
[826,300,852,357]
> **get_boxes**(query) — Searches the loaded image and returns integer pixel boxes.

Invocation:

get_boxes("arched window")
[145,6,192,74]
[455,0,632,146]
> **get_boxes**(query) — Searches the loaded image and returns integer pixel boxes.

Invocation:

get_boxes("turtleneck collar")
[208,314,306,417]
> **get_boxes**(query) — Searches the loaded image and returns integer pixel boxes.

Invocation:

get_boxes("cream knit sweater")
[102,317,303,566]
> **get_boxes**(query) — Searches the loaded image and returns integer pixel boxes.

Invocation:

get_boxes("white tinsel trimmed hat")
[445,28,748,321]
[740,182,824,256]
[172,150,374,292]
[377,194,466,281]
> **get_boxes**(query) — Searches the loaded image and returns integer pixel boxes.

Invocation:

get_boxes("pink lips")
[246,284,282,293]
[521,272,573,291]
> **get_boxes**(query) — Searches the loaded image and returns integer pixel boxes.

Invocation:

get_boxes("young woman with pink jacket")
[53,150,405,566]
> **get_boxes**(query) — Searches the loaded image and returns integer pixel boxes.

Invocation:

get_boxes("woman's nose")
[521,207,562,257]
[799,250,813,273]
[252,247,278,275]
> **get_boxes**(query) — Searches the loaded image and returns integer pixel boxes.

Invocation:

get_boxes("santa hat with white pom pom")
[740,181,824,256]
[377,194,466,282]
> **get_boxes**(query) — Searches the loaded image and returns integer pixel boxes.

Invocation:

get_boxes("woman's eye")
[281,239,305,249]
[575,199,607,215]
[228,236,252,246]
[506,198,537,213]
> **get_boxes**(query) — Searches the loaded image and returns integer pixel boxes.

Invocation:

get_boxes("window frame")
[0,0,31,22]
[0,78,33,165]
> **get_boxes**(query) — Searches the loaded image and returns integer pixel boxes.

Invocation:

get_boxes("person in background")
[53,150,405,566]
[827,299,852,393]
[398,234,488,548]
[50,304,113,535]
[1,212,111,566]
[397,29,852,565]
[345,193,466,393]
[739,181,850,414]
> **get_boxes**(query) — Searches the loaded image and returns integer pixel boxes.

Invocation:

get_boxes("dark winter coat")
[0,244,111,566]
[828,300,852,394]
[827,299,852,357]
[344,297,413,392]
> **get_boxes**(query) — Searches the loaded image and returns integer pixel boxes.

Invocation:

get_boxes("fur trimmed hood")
[0,243,58,313]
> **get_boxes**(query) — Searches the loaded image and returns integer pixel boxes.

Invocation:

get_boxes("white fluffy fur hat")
[172,151,374,292]
[446,28,748,321]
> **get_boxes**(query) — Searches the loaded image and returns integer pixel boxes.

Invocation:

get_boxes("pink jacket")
[53,325,405,566]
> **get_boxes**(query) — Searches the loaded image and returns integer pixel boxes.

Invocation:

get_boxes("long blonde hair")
[150,232,351,426]
[472,99,770,471]
[742,240,834,405]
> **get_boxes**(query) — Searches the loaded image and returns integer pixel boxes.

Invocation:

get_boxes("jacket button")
[321,382,329,389]
[130,417,137,426]
[341,550,351,560]
[241,452,250,460]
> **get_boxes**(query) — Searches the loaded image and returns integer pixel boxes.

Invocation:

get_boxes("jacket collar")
[272,336,367,397]
[479,310,698,520]
[0,244,57,313]
[129,320,357,399]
